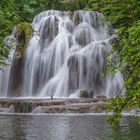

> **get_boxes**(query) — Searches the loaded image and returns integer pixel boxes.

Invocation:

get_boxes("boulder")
[79,90,93,98]
[96,95,107,99]
[67,55,79,93]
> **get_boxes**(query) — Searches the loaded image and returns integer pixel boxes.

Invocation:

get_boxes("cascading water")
[0,31,17,97]
[0,10,124,98]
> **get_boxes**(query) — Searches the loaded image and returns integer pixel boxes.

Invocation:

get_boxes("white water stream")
[0,10,124,97]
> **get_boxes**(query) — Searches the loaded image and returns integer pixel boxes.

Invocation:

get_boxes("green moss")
[16,22,33,55]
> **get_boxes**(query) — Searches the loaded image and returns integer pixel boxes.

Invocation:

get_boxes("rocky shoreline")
[0,98,108,114]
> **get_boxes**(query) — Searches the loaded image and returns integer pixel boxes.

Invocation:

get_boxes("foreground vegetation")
[86,0,140,126]
[0,0,140,126]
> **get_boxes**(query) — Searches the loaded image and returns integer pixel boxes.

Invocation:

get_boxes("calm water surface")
[0,114,139,140]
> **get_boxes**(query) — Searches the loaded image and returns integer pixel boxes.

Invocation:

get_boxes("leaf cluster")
[86,0,140,126]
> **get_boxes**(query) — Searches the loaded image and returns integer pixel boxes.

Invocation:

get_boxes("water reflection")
[10,117,26,140]
[0,115,139,140]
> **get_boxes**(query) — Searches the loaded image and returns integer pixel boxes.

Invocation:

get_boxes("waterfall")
[0,10,124,98]
[0,30,17,97]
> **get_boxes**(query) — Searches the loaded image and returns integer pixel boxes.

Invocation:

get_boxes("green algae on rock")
[14,22,33,56]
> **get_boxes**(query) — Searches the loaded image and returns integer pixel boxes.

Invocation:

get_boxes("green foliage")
[16,22,33,55]
[0,0,88,65]
[58,0,88,11]
[0,0,19,65]
[86,0,140,126]
[86,0,140,28]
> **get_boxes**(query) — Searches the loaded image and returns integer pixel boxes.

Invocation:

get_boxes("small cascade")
[0,10,124,98]
[0,31,17,97]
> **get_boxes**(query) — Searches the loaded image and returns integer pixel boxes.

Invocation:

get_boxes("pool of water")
[0,114,139,140]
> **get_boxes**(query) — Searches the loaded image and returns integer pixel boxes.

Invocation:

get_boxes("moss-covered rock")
[8,22,33,96]
[73,11,81,25]
[14,22,33,56]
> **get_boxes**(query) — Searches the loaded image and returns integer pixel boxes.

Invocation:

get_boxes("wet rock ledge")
[0,98,108,114]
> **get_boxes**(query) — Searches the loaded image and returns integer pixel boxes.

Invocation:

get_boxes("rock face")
[73,11,81,25]
[13,22,33,56]
[68,55,79,93]
[75,23,93,46]
[39,16,59,45]
[79,90,93,98]
[8,23,33,96]
[8,54,23,96]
